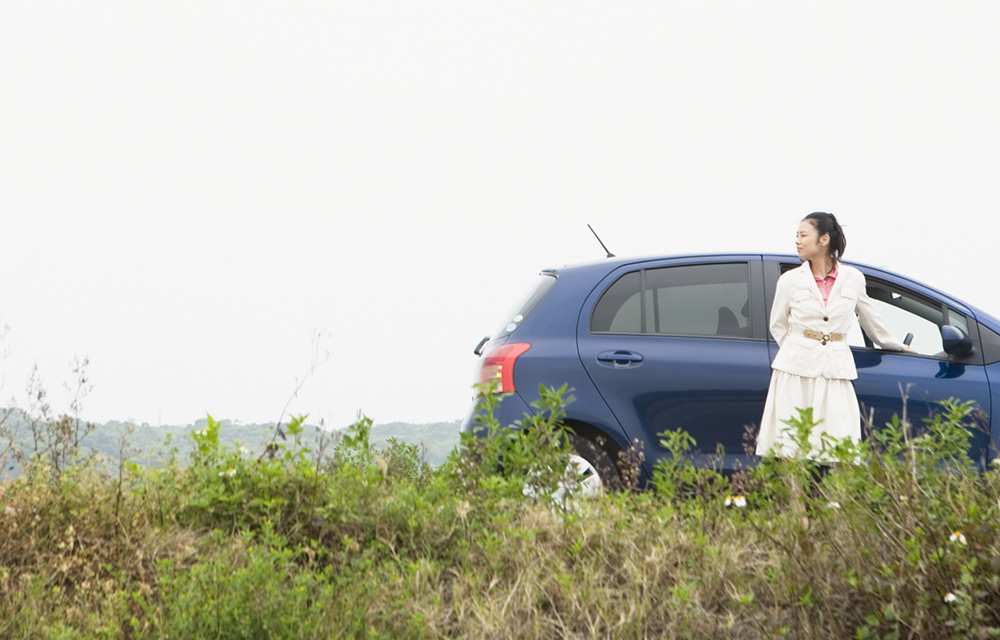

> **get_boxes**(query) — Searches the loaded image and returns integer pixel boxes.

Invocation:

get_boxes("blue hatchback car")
[462,254,1000,489]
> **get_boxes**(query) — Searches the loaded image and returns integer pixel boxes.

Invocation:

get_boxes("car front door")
[765,259,992,465]
[577,257,773,475]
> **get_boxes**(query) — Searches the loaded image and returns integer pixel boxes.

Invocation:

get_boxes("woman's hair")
[803,211,847,261]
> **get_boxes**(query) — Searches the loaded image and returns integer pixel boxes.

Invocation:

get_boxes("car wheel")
[566,433,623,493]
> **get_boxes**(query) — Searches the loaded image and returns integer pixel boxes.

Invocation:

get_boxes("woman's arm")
[855,273,908,352]
[770,276,792,346]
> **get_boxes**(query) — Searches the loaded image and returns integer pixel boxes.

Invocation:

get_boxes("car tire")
[566,433,624,493]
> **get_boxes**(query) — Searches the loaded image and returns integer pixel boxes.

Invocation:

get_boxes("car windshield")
[490,273,557,341]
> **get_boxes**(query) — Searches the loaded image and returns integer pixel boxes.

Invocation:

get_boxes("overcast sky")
[1,2,998,429]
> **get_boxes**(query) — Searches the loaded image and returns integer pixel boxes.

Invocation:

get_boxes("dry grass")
[1,401,999,638]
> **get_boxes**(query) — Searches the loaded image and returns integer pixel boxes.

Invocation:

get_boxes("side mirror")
[941,325,972,357]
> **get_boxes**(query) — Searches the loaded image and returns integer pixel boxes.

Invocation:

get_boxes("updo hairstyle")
[803,211,847,262]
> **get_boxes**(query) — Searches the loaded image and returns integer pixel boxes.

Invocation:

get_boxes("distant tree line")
[0,407,460,478]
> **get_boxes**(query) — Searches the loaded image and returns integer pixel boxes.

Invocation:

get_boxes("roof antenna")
[588,224,615,258]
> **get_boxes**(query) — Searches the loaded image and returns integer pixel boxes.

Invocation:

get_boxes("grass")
[1,386,999,639]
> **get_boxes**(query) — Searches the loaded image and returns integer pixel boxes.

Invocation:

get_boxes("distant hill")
[0,408,462,476]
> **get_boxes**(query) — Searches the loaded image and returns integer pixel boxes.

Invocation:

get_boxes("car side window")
[845,278,969,358]
[591,263,751,337]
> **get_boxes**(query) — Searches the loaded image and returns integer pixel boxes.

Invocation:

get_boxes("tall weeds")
[1,387,998,639]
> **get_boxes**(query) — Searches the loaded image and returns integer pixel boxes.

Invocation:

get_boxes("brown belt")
[803,329,844,345]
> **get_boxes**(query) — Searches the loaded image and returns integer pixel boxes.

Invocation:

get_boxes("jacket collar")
[796,260,844,303]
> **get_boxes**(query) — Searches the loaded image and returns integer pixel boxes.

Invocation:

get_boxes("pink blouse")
[814,263,839,304]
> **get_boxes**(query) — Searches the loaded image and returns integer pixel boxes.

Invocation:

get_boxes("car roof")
[547,253,1000,329]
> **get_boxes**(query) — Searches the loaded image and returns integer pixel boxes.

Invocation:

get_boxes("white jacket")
[770,261,906,380]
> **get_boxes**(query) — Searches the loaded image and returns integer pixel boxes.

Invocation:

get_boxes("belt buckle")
[821,332,832,345]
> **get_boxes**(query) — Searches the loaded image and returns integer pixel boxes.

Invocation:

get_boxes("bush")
[1,390,999,638]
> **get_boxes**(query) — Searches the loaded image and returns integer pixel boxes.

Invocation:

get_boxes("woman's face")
[795,219,830,262]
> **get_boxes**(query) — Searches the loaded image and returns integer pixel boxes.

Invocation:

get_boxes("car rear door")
[577,257,773,474]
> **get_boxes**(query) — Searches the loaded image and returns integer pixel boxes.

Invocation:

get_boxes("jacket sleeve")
[855,273,907,352]
[770,276,792,347]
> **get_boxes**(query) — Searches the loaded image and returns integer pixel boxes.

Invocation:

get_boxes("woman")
[756,212,915,458]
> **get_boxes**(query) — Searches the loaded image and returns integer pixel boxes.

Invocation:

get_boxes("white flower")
[828,500,841,509]
[949,531,967,545]
[218,467,236,478]
[725,495,746,508]
[898,494,908,502]
[240,445,248,455]
[944,592,957,603]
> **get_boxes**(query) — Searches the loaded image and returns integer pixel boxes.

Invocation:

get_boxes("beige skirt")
[756,370,861,459]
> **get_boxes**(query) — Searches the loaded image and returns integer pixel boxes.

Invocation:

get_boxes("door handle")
[597,350,644,366]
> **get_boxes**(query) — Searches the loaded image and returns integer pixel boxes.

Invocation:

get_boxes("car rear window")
[591,263,751,337]
[490,273,557,341]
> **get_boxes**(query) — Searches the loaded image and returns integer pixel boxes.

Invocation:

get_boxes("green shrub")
[2,389,999,638]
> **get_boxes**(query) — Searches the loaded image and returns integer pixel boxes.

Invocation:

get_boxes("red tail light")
[478,342,531,393]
